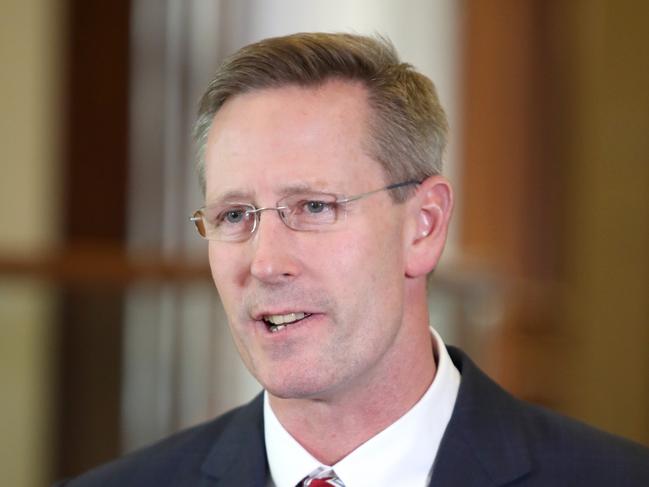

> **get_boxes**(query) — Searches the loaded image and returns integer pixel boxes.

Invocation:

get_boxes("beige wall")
[0,0,64,485]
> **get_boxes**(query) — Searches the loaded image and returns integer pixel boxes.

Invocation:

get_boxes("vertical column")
[56,0,131,477]
[0,0,65,485]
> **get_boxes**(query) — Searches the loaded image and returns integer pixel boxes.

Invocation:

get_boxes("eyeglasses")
[190,180,419,242]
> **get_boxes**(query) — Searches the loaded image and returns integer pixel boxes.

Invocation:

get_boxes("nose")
[249,209,301,284]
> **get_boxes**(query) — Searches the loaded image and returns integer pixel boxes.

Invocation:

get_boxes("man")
[58,33,648,486]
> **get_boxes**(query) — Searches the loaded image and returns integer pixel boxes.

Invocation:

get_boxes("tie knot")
[300,469,344,486]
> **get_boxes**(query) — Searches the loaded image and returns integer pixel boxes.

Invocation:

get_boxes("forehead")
[203,80,386,201]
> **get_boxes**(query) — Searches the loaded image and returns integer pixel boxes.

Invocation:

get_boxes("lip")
[251,311,324,337]
[251,309,319,322]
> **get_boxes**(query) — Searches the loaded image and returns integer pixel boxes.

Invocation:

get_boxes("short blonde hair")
[194,32,448,200]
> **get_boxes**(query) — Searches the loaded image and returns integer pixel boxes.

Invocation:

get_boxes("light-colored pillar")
[0,0,65,484]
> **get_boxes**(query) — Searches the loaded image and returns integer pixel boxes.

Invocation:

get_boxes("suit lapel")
[201,394,268,486]
[431,347,532,486]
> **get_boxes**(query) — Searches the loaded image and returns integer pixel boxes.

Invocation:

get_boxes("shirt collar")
[264,328,461,487]
[264,389,321,487]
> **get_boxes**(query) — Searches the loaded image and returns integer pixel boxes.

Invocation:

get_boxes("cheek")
[333,225,405,302]
[355,218,405,271]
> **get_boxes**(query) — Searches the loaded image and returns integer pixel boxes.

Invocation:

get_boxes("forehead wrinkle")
[276,180,341,196]
[206,189,254,206]
[207,178,345,206]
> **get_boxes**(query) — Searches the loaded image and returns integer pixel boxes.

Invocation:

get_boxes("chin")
[260,370,336,400]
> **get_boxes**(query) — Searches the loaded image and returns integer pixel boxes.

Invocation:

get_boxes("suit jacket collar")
[201,394,268,486]
[432,346,532,486]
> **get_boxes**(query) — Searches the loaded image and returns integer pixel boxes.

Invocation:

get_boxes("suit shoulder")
[445,346,649,485]
[510,398,649,484]
[515,397,649,460]
[54,396,263,487]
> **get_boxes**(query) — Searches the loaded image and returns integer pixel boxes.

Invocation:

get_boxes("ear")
[404,176,454,278]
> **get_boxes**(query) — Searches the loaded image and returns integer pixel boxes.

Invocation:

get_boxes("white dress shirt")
[265,328,461,487]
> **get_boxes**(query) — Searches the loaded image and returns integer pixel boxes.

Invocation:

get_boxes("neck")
[268,280,435,465]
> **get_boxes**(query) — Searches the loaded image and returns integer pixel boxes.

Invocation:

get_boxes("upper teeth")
[265,312,307,325]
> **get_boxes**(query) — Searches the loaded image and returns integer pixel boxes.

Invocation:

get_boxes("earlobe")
[405,176,453,278]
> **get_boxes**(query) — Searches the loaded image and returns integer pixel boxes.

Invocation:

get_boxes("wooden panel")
[63,0,131,242]
[56,286,124,477]
[461,0,649,445]
[460,0,564,400]
[55,0,132,479]
[557,0,649,445]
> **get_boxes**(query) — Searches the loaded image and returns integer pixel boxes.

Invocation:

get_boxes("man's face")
[204,80,413,401]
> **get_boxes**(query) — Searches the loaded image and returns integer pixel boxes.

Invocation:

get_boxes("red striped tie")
[307,478,336,487]
[300,473,344,486]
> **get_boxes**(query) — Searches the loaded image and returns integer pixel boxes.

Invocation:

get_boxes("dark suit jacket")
[56,347,649,486]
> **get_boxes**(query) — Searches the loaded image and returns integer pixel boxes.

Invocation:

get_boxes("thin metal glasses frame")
[190,180,420,241]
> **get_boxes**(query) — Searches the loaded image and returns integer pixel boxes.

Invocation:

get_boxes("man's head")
[195,33,453,404]
[194,32,449,200]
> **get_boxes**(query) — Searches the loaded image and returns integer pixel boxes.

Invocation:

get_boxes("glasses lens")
[201,204,255,241]
[280,193,339,230]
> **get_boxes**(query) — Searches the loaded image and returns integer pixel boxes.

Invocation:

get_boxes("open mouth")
[263,312,313,333]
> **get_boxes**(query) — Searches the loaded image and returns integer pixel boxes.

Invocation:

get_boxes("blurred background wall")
[0,0,647,485]
[1,0,64,486]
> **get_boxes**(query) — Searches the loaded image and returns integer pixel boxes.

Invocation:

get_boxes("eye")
[216,206,249,225]
[304,200,330,213]
[225,210,245,222]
